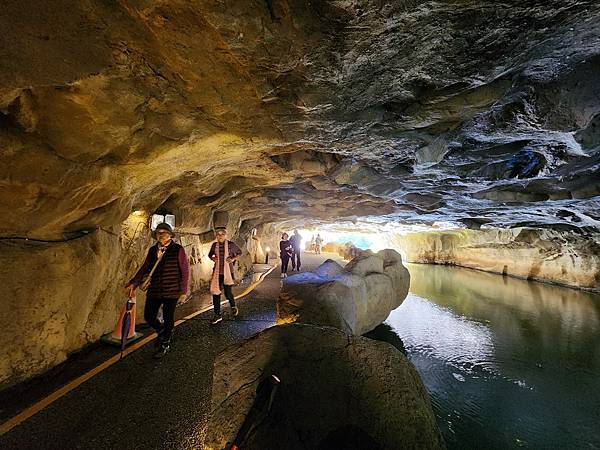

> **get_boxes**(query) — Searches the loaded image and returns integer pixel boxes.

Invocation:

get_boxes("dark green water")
[385,264,600,450]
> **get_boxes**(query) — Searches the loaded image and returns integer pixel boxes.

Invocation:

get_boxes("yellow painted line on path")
[0,265,276,436]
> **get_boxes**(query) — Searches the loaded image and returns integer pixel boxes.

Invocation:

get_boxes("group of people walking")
[309,233,324,254]
[125,224,325,358]
[279,230,326,276]
[125,224,241,358]
[279,229,303,278]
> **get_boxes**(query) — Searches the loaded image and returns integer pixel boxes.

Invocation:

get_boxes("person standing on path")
[209,227,242,324]
[126,222,189,358]
[315,233,323,254]
[279,232,293,278]
[289,229,303,271]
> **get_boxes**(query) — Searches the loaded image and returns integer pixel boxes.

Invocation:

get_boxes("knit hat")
[154,222,174,238]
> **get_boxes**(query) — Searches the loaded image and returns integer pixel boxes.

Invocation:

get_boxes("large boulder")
[203,324,443,450]
[277,249,410,335]
[344,253,384,276]
[314,258,345,277]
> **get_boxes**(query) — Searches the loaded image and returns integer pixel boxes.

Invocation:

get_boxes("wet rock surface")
[278,249,410,334]
[204,323,443,450]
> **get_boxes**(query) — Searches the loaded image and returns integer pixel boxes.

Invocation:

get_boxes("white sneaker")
[281,273,285,278]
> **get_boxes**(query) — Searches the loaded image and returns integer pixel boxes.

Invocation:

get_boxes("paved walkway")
[0,252,342,450]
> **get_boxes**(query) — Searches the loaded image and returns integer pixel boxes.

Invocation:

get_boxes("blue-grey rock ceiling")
[1,0,599,239]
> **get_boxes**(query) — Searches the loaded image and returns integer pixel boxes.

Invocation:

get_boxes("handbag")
[139,247,166,291]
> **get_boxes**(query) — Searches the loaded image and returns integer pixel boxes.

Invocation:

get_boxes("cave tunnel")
[1,1,600,449]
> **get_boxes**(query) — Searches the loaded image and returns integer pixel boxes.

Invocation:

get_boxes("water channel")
[384,264,600,449]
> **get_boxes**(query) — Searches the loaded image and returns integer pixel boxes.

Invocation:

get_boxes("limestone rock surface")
[313,258,345,278]
[278,250,410,335]
[203,324,443,450]
[395,228,600,291]
[1,0,600,240]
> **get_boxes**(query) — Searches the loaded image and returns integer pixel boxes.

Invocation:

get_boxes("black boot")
[154,330,163,350]
[154,338,171,359]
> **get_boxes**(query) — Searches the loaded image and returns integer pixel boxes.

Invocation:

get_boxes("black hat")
[154,222,174,238]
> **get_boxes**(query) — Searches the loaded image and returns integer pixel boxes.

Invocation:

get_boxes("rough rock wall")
[0,0,395,242]
[395,228,600,290]
[0,229,134,388]
[2,1,599,241]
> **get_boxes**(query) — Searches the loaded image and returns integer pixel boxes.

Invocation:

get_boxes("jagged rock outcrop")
[278,249,410,334]
[203,324,443,450]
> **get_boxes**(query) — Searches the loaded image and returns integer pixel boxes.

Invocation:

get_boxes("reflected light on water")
[383,264,600,450]
[387,294,497,377]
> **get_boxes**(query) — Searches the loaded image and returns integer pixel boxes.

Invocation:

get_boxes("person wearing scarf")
[126,222,189,358]
[208,227,242,324]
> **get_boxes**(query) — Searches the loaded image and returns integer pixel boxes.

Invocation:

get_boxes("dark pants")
[281,254,290,273]
[213,274,235,315]
[144,297,177,341]
[291,250,301,270]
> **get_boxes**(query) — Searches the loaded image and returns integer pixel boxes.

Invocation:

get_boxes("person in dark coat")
[126,222,189,358]
[208,227,242,324]
[279,233,293,278]
[289,229,303,271]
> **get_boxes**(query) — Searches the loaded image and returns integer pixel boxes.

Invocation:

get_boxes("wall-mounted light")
[165,214,175,228]
[151,213,176,231]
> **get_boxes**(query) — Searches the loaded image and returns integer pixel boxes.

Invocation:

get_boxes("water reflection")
[385,264,600,450]
[363,323,407,356]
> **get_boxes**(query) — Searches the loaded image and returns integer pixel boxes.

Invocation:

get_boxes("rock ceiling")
[1,0,600,240]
